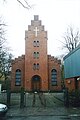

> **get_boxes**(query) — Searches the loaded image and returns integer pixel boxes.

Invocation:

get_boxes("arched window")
[33,63,36,70]
[51,69,57,86]
[15,69,21,86]
[33,63,40,70]
[37,63,39,70]
[33,40,40,47]
[37,52,39,58]
[33,52,39,59]
[33,41,36,47]
[37,41,39,47]
[33,52,36,58]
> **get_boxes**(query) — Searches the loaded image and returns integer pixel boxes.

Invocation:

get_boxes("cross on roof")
[34,27,39,37]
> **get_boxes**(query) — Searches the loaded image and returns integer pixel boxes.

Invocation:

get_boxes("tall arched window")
[51,69,57,86]
[15,69,21,86]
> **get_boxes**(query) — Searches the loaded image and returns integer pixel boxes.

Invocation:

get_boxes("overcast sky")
[0,0,80,58]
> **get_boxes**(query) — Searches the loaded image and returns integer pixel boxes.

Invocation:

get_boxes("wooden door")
[32,75,41,92]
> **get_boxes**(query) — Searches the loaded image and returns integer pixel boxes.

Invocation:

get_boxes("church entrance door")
[32,75,41,92]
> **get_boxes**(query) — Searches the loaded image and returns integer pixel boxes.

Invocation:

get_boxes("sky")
[0,0,80,58]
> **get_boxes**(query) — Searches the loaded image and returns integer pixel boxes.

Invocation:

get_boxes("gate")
[0,89,69,108]
[24,91,66,107]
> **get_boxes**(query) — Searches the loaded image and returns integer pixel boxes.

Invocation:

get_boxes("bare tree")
[0,18,12,80]
[0,18,6,44]
[1,0,31,9]
[62,26,80,52]
[17,0,31,9]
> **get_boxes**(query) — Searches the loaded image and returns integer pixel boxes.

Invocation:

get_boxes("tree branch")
[17,0,31,9]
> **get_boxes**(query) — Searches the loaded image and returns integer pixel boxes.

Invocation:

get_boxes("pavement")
[5,106,80,120]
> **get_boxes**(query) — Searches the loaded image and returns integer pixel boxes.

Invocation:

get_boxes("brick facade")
[48,55,61,91]
[11,15,61,92]
[11,55,25,91]
[65,78,80,91]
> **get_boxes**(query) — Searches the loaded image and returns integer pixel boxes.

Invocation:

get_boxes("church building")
[11,15,61,92]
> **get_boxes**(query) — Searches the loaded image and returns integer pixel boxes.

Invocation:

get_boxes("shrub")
[69,90,80,107]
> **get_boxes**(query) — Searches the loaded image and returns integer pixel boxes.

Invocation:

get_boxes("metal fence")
[0,92,65,107]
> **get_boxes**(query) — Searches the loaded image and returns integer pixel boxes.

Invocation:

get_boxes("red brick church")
[11,15,61,92]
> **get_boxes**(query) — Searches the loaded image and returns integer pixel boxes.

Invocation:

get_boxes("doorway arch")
[31,75,41,92]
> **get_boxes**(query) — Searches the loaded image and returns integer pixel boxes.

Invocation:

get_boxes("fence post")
[7,88,11,108]
[20,87,25,108]
[64,88,69,107]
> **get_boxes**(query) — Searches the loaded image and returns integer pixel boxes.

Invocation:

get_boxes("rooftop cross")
[34,27,39,37]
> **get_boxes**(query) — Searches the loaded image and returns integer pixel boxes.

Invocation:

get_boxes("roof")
[63,44,80,60]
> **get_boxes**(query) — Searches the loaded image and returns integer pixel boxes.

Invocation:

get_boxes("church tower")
[25,15,48,91]
[11,15,61,92]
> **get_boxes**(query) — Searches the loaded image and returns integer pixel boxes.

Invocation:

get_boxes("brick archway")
[31,75,41,92]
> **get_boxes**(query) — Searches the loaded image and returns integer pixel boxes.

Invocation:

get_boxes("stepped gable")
[25,15,47,39]
[48,55,61,64]
[12,55,25,64]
